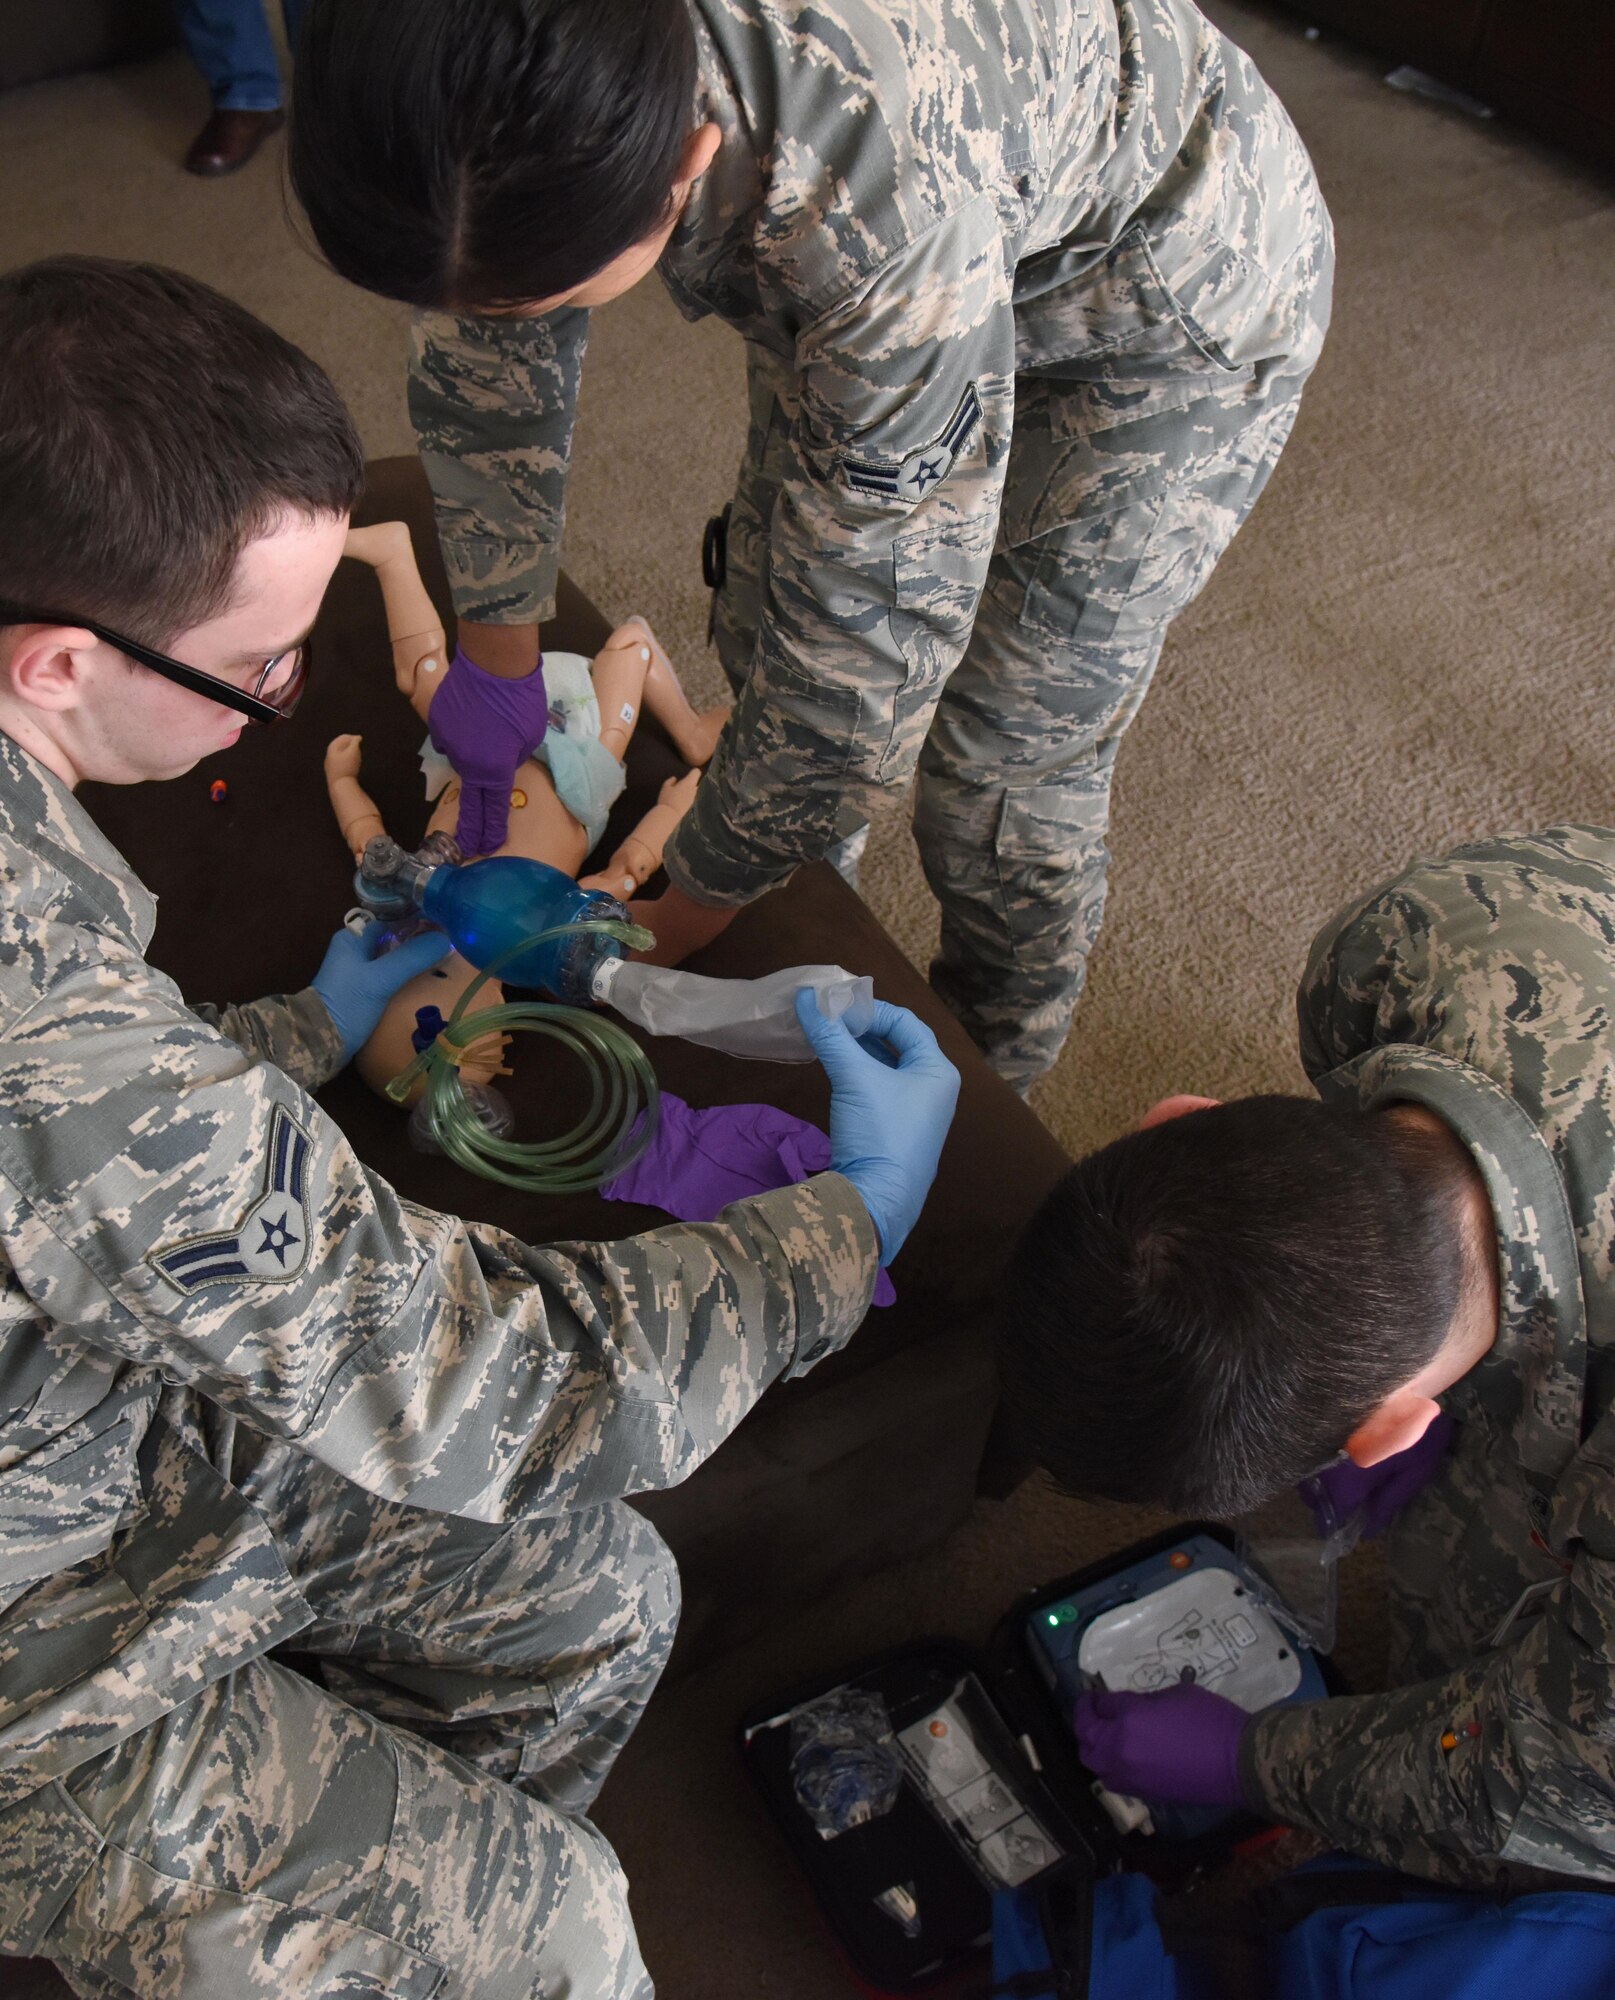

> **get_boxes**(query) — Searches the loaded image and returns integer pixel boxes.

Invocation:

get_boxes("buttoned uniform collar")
[1313,1041,1587,1488]
[0,726,156,955]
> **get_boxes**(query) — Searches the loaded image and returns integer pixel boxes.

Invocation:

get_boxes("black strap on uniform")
[702,504,731,645]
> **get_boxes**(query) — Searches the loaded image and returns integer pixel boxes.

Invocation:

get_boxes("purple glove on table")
[601,1091,897,1306]
[1073,1685,1250,1809]
[1299,1409,1456,1541]
[426,645,549,857]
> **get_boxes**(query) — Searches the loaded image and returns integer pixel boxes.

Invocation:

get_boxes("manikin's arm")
[324,733,389,862]
[580,770,702,901]
[322,732,510,1092]
[343,521,448,719]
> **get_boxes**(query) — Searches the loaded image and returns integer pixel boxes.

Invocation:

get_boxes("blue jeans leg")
[282,0,310,60]
[180,0,302,112]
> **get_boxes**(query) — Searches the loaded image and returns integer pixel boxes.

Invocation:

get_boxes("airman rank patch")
[840,382,982,505]
[149,1104,314,1296]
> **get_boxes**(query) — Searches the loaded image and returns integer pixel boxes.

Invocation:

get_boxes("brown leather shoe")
[183,107,286,178]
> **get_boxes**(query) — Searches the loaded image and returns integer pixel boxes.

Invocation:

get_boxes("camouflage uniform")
[410,0,1333,1087]
[0,729,879,1993]
[1243,826,1615,1887]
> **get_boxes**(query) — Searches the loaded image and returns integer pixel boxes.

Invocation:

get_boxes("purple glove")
[1073,1685,1250,1809]
[426,645,549,857]
[601,1092,897,1306]
[1299,1409,1456,1541]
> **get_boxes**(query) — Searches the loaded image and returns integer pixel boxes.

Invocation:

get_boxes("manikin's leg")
[591,618,728,768]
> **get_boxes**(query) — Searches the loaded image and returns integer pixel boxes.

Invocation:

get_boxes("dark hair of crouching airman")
[996,1094,1483,1517]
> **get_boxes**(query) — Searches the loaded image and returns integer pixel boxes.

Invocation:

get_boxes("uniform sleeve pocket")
[886,511,997,777]
[0,1779,105,1956]
[0,1418,139,1600]
[738,643,865,789]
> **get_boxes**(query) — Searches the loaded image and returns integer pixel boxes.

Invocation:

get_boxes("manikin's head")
[289,0,722,316]
[0,257,364,791]
[997,1094,1499,1517]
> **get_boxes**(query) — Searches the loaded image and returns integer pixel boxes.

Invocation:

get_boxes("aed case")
[739,1525,1337,1995]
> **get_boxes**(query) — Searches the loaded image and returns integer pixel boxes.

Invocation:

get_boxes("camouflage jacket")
[410,0,1332,906]
[0,730,877,1808]
[1243,826,1615,1884]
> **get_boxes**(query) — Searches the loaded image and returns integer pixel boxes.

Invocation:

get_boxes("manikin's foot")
[684,702,730,766]
[579,854,654,902]
[657,768,702,813]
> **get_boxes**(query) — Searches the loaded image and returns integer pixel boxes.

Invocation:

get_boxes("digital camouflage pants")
[717,345,1315,1090]
[11,1435,679,1998]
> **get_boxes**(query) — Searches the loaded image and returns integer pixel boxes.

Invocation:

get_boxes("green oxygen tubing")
[385,918,661,1193]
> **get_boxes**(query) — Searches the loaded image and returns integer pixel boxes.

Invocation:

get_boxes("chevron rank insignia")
[840,382,982,504]
[149,1104,314,1296]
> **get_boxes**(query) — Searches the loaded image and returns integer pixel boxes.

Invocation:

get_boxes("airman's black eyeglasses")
[0,606,311,724]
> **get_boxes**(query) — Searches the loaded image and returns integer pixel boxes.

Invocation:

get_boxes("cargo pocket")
[1015,493,1166,650]
[990,764,1113,973]
[0,1547,149,1731]
[0,1779,105,1957]
[1128,225,1249,374]
[1015,213,1290,378]
[35,1776,445,1997]
[887,509,997,777]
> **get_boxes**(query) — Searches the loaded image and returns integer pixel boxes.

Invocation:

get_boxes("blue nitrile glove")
[794,990,960,1263]
[1073,1685,1251,1809]
[311,922,453,1063]
[1299,1409,1457,1542]
[427,645,549,857]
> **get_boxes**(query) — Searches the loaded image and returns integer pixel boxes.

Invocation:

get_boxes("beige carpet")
[3,7,1613,1995]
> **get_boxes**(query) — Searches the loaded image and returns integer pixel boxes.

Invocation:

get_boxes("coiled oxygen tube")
[386,919,661,1193]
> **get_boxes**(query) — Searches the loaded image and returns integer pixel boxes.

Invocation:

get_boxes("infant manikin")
[331,520,729,1102]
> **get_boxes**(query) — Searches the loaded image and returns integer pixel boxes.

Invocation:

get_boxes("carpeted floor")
[3,7,1613,1995]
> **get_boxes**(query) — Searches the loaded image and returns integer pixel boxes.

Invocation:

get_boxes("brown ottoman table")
[82,455,1069,1673]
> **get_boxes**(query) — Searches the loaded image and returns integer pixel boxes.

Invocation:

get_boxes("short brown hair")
[0,257,364,647]
[996,1096,1471,1517]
